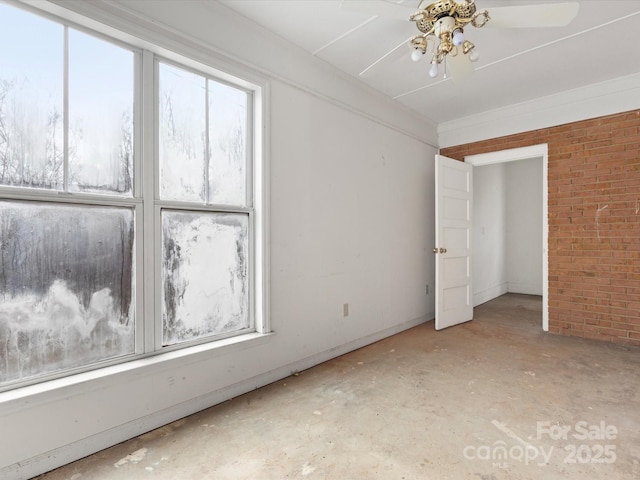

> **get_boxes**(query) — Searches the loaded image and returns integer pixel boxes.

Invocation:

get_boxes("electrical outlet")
[343,303,349,317]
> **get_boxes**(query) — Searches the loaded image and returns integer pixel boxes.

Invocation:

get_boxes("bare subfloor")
[34,294,640,479]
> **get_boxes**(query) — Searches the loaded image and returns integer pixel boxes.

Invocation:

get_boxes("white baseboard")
[508,283,542,296]
[1,313,431,480]
[473,283,508,307]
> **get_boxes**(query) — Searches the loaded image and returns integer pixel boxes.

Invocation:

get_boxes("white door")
[435,155,473,330]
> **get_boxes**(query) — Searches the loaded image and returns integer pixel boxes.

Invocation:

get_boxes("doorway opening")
[473,293,543,334]
[465,144,548,331]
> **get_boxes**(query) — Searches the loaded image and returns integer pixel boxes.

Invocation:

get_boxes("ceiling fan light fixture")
[471,10,490,28]
[409,35,431,62]
[354,0,579,81]
[461,40,479,62]
[409,0,490,78]
[461,39,473,55]
[411,48,424,62]
[429,62,439,78]
[452,28,464,46]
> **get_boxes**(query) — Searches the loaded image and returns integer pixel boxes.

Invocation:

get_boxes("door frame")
[464,144,549,331]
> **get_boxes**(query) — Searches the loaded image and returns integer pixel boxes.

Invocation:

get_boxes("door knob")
[433,248,438,253]
[440,248,447,253]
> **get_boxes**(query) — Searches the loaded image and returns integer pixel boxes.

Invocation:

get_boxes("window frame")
[0,1,269,392]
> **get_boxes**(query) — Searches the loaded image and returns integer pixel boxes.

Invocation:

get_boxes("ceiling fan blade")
[485,2,580,29]
[339,0,415,21]
[447,52,474,83]
[359,38,412,77]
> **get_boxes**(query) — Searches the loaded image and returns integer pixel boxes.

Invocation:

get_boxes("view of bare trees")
[0,78,64,189]
[0,76,134,194]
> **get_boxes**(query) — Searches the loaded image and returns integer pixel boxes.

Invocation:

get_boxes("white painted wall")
[471,159,543,306]
[472,163,508,306]
[0,2,437,478]
[506,159,543,295]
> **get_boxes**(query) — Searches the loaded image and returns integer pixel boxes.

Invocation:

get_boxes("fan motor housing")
[415,0,477,33]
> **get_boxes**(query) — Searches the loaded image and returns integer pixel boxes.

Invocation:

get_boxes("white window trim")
[0,0,271,392]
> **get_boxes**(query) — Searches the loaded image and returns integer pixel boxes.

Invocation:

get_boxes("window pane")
[0,201,135,385]
[159,63,206,202]
[162,210,249,345]
[208,80,248,206]
[68,29,134,195]
[0,5,63,190]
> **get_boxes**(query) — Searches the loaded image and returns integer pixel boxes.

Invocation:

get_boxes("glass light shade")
[411,48,423,62]
[429,63,439,78]
[469,50,480,62]
[452,29,464,46]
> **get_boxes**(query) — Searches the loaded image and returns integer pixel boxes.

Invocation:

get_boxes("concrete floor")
[34,294,640,479]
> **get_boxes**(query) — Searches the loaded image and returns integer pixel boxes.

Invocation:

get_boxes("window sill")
[0,331,275,406]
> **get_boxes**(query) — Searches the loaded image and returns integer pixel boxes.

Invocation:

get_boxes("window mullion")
[63,25,69,192]
[204,79,210,202]
[141,49,156,354]
[246,93,254,208]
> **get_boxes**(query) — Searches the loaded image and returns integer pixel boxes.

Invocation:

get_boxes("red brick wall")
[441,110,640,347]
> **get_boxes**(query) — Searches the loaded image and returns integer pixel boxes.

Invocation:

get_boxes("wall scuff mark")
[595,205,608,241]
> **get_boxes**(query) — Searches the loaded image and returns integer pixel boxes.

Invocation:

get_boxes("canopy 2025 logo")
[537,420,617,464]
[462,419,618,469]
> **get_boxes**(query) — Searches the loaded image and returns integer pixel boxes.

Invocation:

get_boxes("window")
[0,201,135,383]
[157,61,252,346]
[161,210,249,345]
[0,3,264,390]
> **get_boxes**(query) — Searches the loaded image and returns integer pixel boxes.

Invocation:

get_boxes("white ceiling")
[217,0,640,125]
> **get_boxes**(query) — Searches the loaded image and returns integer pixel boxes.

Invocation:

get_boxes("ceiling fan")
[341,0,580,80]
